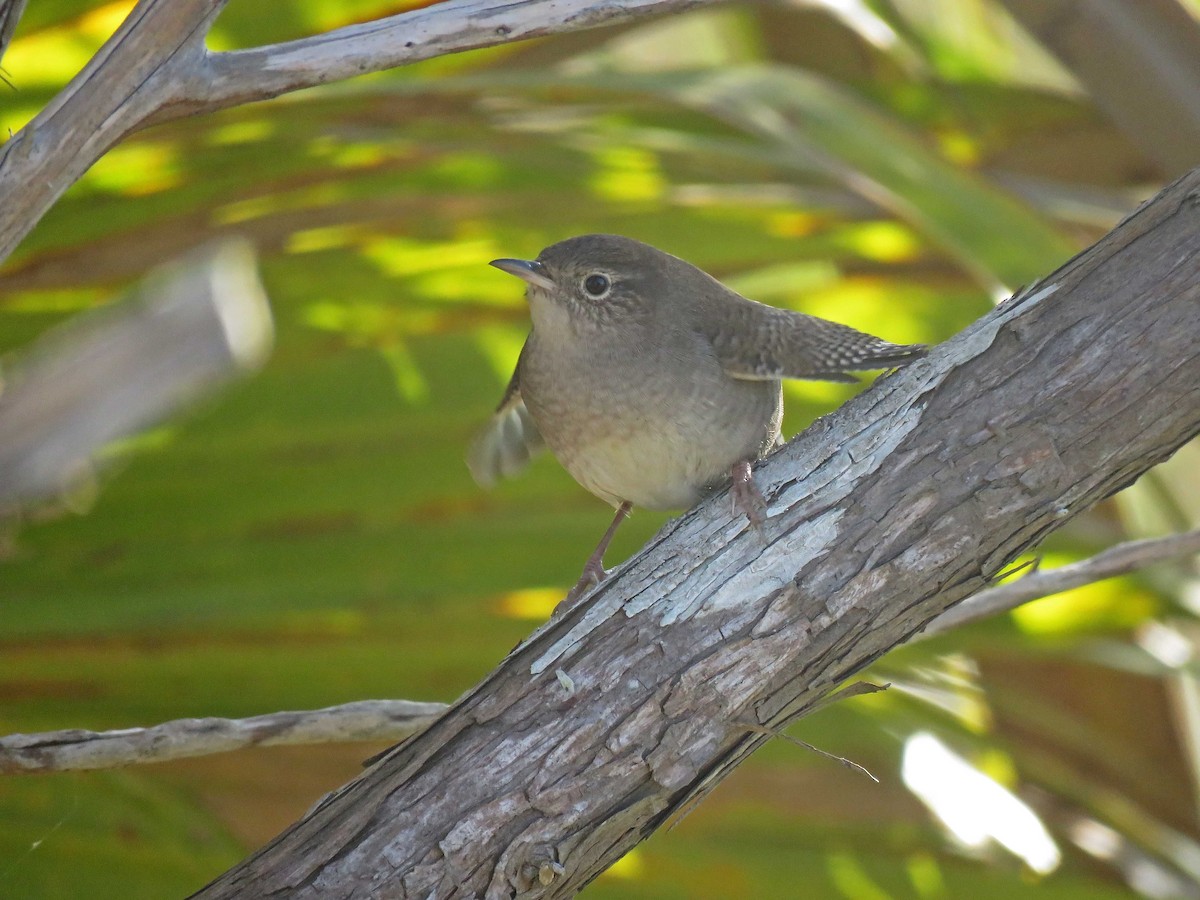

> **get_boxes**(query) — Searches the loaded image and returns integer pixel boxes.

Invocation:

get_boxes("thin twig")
[666,681,889,830]
[740,723,879,783]
[920,528,1200,638]
[0,699,447,774]
[0,0,27,71]
[800,679,891,717]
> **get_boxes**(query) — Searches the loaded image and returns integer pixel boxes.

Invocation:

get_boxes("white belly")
[564,432,721,510]
[551,384,781,510]
[520,330,783,511]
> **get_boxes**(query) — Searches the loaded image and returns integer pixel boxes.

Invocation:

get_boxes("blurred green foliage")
[2,1,1199,898]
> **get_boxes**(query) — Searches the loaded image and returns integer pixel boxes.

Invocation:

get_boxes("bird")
[468,234,924,597]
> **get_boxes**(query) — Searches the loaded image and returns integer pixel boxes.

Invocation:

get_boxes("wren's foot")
[731,459,767,529]
[570,553,609,596]
[555,501,633,614]
[563,560,606,610]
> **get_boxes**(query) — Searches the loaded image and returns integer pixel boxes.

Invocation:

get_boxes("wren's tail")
[706,292,928,384]
[846,340,926,371]
[789,329,927,383]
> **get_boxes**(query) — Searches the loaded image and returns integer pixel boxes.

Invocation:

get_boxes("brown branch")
[921,528,1200,638]
[0,700,445,774]
[5,516,1193,775]
[190,170,1200,897]
[0,0,714,263]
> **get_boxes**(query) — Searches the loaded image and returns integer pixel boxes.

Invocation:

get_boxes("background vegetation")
[2,0,1199,896]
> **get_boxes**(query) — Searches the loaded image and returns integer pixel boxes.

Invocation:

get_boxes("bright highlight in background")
[902,732,1061,875]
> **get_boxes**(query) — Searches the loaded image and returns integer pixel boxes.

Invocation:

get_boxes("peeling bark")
[193,170,1200,897]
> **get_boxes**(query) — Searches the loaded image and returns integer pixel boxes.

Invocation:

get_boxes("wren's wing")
[706,295,925,383]
[466,354,545,488]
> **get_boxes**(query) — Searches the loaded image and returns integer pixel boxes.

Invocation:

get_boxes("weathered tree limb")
[0,0,713,264]
[190,168,1200,897]
[0,700,445,775]
[6,526,1196,774]
[0,240,271,515]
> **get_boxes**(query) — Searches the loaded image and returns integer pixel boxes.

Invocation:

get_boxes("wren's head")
[490,234,674,337]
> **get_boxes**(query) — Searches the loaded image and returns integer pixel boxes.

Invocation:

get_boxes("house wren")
[469,234,924,595]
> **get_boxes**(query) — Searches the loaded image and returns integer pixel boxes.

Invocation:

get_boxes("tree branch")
[0,0,714,264]
[0,700,445,774]
[0,240,271,516]
[190,170,1200,897]
[921,527,1200,638]
[0,0,27,68]
[197,0,709,115]
[7,526,1195,774]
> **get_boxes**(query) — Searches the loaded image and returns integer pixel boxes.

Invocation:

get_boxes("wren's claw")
[562,559,607,611]
[573,555,608,594]
[554,501,633,616]
[731,459,767,529]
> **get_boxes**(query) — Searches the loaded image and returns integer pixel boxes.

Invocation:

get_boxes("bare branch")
[739,724,879,783]
[0,0,224,263]
[0,240,271,515]
[0,0,27,68]
[0,0,713,264]
[920,528,1200,638]
[0,700,446,774]
[1,522,1191,775]
[8,528,1193,775]
[197,0,712,115]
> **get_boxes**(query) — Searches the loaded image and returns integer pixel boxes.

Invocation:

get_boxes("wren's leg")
[730,459,767,528]
[565,501,632,603]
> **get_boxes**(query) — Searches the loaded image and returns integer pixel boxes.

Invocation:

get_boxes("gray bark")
[5,524,1197,774]
[0,699,445,774]
[192,168,1200,898]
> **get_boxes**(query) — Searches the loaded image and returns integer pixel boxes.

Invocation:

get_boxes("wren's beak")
[490,258,556,292]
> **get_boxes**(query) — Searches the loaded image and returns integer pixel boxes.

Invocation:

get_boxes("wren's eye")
[582,274,610,297]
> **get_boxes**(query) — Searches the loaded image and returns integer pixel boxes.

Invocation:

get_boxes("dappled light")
[903,732,1061,875]
[494,587,566,620]
[2,0,1198,896]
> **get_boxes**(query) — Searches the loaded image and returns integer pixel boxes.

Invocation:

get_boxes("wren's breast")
[519,336,783,511]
